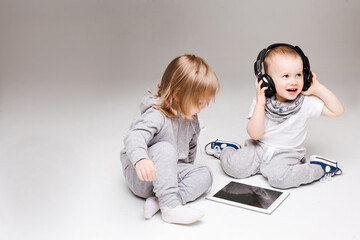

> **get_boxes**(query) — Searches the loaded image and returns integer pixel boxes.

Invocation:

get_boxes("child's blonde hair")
[154,54,220,121]
[264,45,300,72]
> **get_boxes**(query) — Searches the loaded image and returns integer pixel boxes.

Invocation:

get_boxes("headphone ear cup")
[263,73,276,97]
[302,69,312,91]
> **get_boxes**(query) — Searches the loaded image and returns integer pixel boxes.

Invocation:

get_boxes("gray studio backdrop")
[0,0,359,238]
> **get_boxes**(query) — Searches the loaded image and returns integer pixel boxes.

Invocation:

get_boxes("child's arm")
[124,110,165,182]
[301,73,344,117]
[247,78,268,140]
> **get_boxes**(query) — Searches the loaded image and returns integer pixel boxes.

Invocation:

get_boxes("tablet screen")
[207,181,289,214]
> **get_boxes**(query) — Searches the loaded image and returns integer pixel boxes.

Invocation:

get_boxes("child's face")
[188,99,207,116]
[267,54,304,102]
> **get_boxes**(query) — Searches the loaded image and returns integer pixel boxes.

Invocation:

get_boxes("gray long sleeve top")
[120,95,200,168]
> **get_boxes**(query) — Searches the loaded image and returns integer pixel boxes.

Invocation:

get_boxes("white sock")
[144,197,160,219]
[161,205,204,224]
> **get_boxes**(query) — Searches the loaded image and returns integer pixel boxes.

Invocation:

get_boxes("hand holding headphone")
[253,43,312,98]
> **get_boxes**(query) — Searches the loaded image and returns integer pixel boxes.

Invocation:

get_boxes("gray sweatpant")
[220,139,324,189]
[121,142,213,210]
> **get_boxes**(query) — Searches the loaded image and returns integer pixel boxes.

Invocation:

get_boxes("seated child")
[206,43,344,189]
[120,54,220,224]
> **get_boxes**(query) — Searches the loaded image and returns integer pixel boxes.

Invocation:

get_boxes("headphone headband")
[255,43,310,76]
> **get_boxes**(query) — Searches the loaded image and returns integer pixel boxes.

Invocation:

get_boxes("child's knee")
[266,169,299,189]
[222,164,251,179]
[178,165,213,204]
[185,165,213,193]
[220,153,255,179]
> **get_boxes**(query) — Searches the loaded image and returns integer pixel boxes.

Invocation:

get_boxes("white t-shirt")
[248,95,324,154]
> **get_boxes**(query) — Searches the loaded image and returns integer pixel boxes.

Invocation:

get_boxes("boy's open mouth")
[287,88,297,92]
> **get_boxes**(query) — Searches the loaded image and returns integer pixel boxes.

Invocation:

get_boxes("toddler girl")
[120,54,220,224]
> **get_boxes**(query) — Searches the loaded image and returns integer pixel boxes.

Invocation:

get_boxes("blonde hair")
[154,54,220,121]
[264,45,300,72]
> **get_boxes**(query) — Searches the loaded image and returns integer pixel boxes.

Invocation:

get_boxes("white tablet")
[206,181,289,214]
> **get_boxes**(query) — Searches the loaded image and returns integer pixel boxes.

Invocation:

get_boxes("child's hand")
[301,72,321,96]
[135,158,157,182]
[255,78,267,106]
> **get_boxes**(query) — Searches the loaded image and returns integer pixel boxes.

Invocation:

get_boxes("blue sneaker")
[310,155,342,182]
[205,139,240,159]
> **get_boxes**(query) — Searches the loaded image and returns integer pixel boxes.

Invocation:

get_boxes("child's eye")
[282,75,288,78]
[296,73,302,77]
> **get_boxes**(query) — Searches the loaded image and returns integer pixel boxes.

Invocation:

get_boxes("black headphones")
[254,43,312,98]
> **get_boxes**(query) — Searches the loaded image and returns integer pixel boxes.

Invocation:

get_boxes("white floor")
[1,88,359,239]
[1,1,360,239]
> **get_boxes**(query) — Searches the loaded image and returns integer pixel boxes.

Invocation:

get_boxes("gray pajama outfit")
[120,96,213,210]
[220,139,324,189]
[220,96,326,189]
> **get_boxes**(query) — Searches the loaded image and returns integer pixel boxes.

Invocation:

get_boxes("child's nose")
[290,77,297,84]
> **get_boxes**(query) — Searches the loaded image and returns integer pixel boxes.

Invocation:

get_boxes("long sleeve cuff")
[128,148,149,166]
